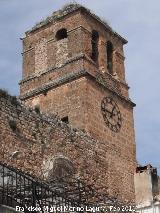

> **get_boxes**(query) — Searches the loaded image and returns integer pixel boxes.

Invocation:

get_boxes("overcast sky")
[0,0,160,172]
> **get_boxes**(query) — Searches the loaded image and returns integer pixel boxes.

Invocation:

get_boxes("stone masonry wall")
[21,7,127,90]
[56,38,68,67]
[16,4,136,205]
[23,77,87,131]
[0,91,134,203]
[23,75,136,202]
[35,38,47,74]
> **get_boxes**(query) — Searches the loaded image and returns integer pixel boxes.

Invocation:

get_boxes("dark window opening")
[107,41,113,74]
[91,30,99,63]
[56,28,67,41]
[61,116,69,124]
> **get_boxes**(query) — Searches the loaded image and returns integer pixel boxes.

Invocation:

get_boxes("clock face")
[101,97,122,132]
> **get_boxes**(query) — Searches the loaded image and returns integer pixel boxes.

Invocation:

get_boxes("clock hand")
[110,106,116,118]
[105,109,112,114]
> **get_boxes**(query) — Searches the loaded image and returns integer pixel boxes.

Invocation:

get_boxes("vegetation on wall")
[0,89,19,106]
[9,120,17,132]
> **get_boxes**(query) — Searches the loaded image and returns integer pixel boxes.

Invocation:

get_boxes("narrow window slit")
[91,30,99,63]
[107,41,113,74]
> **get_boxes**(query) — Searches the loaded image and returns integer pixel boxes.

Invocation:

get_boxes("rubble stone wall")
[0,92,134,202]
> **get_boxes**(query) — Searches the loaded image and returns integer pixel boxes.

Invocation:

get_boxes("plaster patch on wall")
[56,38,68,67]
[35,38,47,74]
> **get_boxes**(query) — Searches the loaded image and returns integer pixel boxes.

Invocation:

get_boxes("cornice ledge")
[86,71,136,107]
[20,70,87,100]
[19,53,85,85]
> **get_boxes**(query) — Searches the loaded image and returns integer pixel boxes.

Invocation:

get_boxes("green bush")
[9,120,17,131]
[0,89,9,99]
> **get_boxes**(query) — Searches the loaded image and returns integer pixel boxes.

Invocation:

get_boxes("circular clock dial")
[101,97,122,132]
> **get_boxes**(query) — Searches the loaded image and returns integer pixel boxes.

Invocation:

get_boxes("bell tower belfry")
[20,4,136,201]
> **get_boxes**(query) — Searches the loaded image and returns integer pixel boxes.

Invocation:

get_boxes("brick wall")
[35,38,47,73]
[0,93,135,202]
[21,6,127,91]
[16,4,136,204]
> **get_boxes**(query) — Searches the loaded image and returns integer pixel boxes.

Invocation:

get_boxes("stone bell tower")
[20,4,136,201]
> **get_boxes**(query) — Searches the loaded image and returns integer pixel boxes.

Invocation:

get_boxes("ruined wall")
[134,170,153,206]
[134,166,159,207]
[0,92,134,203]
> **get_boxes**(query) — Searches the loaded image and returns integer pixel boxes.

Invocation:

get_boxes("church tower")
[20,4,136,201]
